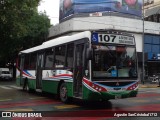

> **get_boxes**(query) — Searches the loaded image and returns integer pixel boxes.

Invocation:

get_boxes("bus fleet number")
[99,34,116,43]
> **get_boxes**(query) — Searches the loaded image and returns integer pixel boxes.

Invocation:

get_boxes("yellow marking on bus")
[0,99,12,102]
[5,108,33,111]
[54,105,80,109]
[129,100,149,103]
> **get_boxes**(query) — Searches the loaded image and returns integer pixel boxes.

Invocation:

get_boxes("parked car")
[0,68,12,80]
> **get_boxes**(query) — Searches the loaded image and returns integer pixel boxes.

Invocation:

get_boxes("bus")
[16,30,138,103]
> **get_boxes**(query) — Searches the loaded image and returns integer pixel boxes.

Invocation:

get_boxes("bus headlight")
[127,82,138,90]
[91,83,107,92]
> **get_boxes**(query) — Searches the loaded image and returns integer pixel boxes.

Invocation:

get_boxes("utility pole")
[142,0,145,84]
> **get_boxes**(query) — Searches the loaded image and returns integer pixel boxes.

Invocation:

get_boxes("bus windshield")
[92,45,137,79]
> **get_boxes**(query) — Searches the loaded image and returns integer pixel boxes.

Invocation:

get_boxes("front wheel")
[59,82,70,103]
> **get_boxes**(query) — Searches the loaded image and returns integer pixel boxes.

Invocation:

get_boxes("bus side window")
[66,43,74,70]
[30,53,37,69]
[24,54,30,69]
[55,45,66,68]
[17,56,21,69]
[44,48,54,68]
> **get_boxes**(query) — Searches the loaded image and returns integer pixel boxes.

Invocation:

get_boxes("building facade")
[143,0,160,76]
[48,0,160,79]
[144,0,160,23]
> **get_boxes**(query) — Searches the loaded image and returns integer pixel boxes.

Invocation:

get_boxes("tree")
[0,0,51,66]
[22,12,50,49]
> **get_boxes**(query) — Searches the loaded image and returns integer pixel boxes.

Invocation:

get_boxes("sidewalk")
[139,81,160,88]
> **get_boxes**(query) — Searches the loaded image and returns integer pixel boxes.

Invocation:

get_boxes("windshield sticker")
[92,33,98,43]
[111,70,117,77]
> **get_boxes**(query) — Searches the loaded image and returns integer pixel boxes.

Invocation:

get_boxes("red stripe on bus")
[22,71,32,78]
[49,74,73,78]
[54,74,73,77]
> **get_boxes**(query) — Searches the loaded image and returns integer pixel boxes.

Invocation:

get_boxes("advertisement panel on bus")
[59,0,142,21]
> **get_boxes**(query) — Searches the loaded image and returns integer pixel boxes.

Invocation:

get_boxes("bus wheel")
[59,82,69,103]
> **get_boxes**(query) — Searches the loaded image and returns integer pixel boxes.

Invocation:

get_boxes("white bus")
[16,30,138,103]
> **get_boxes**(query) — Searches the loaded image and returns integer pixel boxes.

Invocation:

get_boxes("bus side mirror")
[86,48,92,60]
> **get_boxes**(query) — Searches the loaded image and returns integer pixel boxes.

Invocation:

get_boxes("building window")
[144,35,160,60]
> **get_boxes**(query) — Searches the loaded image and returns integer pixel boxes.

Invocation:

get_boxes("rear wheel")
[59,82,70,103]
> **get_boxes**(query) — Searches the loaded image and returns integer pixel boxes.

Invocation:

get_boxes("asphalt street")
[0,80,160,120]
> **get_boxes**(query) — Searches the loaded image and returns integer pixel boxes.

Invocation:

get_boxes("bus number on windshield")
[99,34,116,43]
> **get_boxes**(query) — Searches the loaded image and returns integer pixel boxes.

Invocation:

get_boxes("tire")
[59,82,70,103]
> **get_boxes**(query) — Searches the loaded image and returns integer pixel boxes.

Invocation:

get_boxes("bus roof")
[19,31,91,54]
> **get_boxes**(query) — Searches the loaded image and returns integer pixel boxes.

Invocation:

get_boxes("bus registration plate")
[115,95,121,99]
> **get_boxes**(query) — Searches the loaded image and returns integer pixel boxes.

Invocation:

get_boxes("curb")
[139,84,160,88]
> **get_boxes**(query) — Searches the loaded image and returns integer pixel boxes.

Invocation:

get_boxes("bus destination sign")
[92,33,135,45]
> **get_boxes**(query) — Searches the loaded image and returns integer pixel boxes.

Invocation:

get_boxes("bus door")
[36,53,44,90]
[73,42,85,97]
[20,55,24,86]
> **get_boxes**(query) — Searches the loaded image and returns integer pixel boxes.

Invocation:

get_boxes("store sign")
[91,33,135,45]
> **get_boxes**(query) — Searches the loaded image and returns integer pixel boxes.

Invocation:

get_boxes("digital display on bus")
[91,33,135,45]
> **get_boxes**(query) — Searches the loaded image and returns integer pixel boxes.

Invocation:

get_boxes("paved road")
[0,80,160,120]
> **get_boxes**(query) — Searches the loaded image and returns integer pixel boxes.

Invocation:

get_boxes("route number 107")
[99,34,116,43]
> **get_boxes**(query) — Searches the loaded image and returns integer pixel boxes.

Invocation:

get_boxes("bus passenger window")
[30,53,37,69]
[17,56,21,68]
[66,43,74,69]
[24,54,30,69]
[45,49,54,68]
[55,45,66,68]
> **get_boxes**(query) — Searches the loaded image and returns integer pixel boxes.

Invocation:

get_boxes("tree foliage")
[0,0,51,66]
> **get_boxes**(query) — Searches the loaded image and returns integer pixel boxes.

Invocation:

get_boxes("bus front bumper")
[87,90,138,101]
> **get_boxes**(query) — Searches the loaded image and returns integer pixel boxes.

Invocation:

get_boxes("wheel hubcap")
[61,87,67,98]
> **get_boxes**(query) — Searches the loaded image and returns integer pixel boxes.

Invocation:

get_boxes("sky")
[38,0,60,25]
